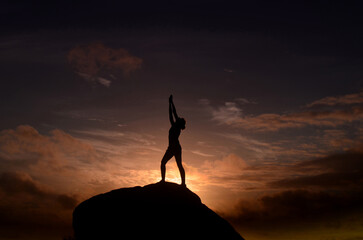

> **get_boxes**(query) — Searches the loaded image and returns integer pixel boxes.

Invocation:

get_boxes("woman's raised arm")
[169,95,179,120]
[169,98,174,125]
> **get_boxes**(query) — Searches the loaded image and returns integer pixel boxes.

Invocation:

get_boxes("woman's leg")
[160,149,173,182]
[175,152,185,186]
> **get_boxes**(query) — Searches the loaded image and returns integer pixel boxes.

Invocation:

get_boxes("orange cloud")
[0,125,164,238]
[0,125,125,203]
[239,106,363,131]
[0,125,97,170]
[67,42,142,87]
[306,90,363,107]
[0,125,167,197]
[208,154,248,174]
[201,154,248,181]
[206,91,363,131]
[199,153,276,192]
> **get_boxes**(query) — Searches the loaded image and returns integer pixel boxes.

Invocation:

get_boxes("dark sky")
[1,1,362,126]
[1,1,363,240]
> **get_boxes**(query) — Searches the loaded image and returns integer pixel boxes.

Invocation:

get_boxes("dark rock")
[73,182,244,240]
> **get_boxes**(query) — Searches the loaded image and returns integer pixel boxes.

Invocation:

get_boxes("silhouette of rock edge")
[73,182,244,240]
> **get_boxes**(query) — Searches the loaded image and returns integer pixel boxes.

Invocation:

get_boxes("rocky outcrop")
[73,182,244,240]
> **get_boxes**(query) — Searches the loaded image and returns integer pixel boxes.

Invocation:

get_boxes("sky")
[0,1,363,239]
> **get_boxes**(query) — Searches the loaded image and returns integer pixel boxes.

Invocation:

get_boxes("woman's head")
[176,117,186,130]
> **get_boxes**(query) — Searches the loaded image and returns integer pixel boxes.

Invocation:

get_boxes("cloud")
[0,125,163,191]
[190,150,214,157]
[203,153,247,171]
[211,154,249,173]
[201,154,254,188]
[0,125,170,238]
[0,125,97,170]
[96,76,112,87]
[245,106,363,131]
[72,128,162,154]
[0,171,77,239]
[321,129,356,150]
[217,133,280,155]
[206,91,363,131]
[306,91,363,108]
[212,102,243,124]
[0,125,123,202]
[235,98,257,105]
[270,150,363,190]
[68,42,142,87]
[225,189,363,228]
[224,151,363,227]
[0,171,78,209]
[224,68,235,73]
[198,98,210,105]
[213,146,363,235]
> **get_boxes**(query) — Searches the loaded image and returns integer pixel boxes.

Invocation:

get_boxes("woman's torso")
[168,124,181,147]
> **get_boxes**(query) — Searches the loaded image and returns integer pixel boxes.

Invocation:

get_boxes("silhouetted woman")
[160,95,186,187]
